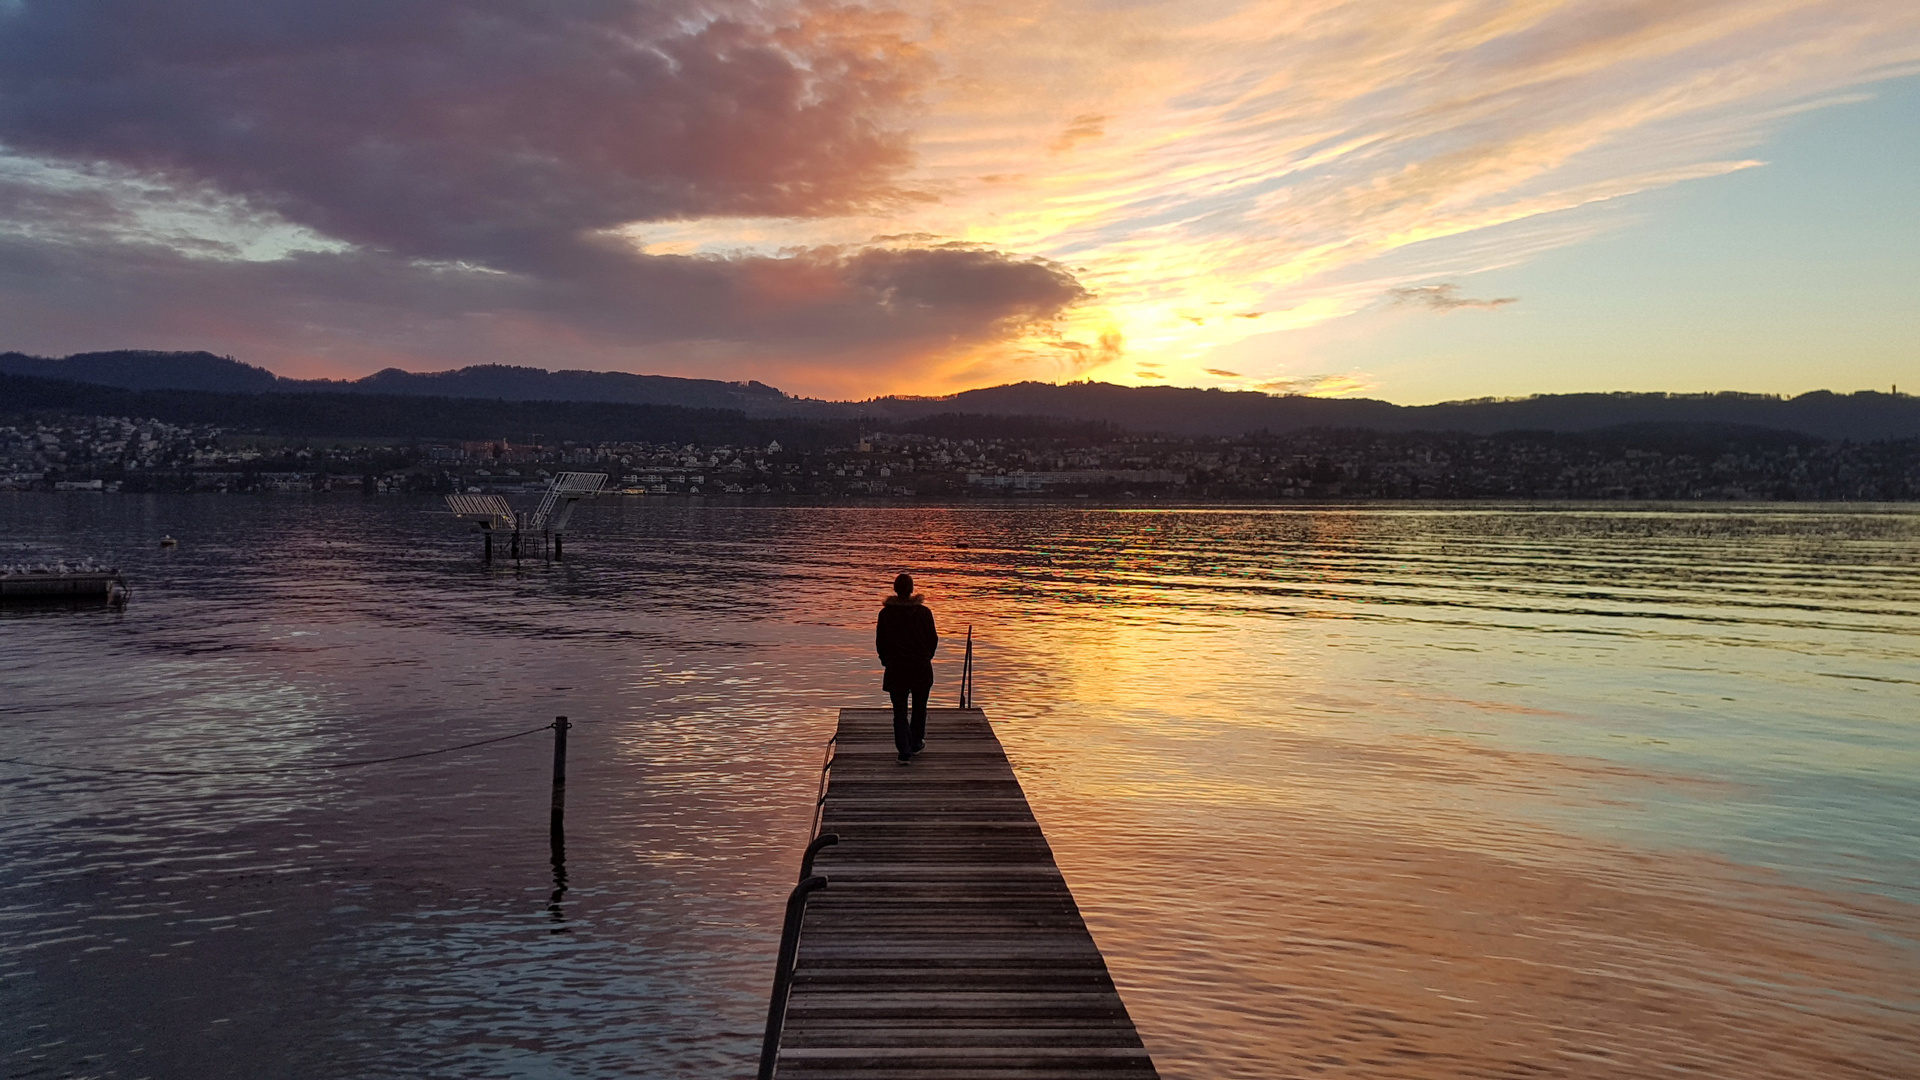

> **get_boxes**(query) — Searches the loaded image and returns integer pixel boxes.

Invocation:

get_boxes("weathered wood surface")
[775,707,1158,1080]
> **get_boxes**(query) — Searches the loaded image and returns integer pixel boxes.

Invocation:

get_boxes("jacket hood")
[882,593,923,606]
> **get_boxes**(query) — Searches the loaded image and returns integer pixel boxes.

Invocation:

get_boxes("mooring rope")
[0,721,558,777]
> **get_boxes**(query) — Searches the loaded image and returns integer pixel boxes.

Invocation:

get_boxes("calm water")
[2,494,1916,1079]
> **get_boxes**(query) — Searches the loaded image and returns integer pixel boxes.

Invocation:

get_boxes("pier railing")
[757,864,832,1079]
[759,735,843,1075]
[809,733,836,839]
[959,623,974,708]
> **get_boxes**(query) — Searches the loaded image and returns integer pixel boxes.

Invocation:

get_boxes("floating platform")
[766,707,1158,1079]
[0,568,128,606]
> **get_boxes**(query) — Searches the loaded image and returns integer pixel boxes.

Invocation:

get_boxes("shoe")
[897,753,912,764]
[912,741,926,753]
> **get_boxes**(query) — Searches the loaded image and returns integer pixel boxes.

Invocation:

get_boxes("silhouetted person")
[876,573,938,764]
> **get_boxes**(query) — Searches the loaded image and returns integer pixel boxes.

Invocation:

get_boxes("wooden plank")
[772,707,1158,1079]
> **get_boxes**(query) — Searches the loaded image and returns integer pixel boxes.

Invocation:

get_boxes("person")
[875,572,938,763]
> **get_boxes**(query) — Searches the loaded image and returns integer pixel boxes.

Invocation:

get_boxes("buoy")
[159,535,177,548]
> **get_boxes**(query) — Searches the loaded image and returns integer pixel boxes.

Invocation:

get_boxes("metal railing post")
[800,833,839,881]
[809,734,837,839]
[959,624,974,708]
[758,874,829,1080]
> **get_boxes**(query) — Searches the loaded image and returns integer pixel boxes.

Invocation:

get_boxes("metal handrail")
[800,833,839,882]
[525,471,607,532]
[808,733,837,839]
[959,624,975,708]
[757,874,829,1080]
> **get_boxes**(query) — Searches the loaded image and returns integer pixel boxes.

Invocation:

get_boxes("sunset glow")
[1,0,1915,399]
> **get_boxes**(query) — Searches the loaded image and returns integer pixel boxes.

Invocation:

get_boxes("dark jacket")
[876,594,938,692]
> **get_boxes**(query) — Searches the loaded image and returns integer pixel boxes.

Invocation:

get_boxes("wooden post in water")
[483,530,493,563]
[549,716,570,925]
[553,533,564,561]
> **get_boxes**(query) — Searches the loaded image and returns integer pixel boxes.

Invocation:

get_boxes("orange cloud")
[1,0,1915,397]
[1050,113,1110,153]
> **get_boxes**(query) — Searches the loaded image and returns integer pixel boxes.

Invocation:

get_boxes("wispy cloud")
[0,0,1915,394]
[1050,114,1110,154]
[1387,284,1520,311]
[626,0,1920,391]
[1251,373,1377,397]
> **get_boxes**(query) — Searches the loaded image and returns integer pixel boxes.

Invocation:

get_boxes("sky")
[0,0,1915,403]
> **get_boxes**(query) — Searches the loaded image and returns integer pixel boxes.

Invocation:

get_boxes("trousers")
[889,686,929,757]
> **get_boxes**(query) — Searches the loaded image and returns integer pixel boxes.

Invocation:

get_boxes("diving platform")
[446,470,606,561]
[0,566,128,606]
[761,707,1158,1079]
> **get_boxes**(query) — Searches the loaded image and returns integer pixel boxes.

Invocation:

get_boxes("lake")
[2,494,1915,1079]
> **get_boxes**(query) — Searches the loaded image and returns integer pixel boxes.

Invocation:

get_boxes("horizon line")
[4,348,1910,410]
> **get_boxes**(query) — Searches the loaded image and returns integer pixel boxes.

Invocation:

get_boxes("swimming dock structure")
[446,470,607,562]
[0,565,128,606]
[760,707,1158,1079]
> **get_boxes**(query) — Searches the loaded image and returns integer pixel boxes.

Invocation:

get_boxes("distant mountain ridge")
[3,349,1915,440]
[874,381,1920,440]
[0,350,794,413]
[346,363,793,412]
[0,349,284,393]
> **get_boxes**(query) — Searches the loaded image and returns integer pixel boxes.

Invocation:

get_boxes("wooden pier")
[764,707,1158,1079]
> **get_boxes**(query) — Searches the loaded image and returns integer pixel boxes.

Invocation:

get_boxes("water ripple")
[2,495,1915,1078]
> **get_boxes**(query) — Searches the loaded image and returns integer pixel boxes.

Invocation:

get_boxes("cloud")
[1,0,1915,396]
[0,0,1103,393]
[854,0,1920,387]
[1050,113,1109,153]
[1251,373,1375,397]
[593,0,1920,391]
[0,0,931,265]
[1387,284,1520,311]
[1204,367,1242,378]
[844,246,1087,326]
[0,225,1088,393]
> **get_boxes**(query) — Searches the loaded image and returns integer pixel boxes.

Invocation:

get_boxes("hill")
[0,351,800,413]
[0,349,283,393]
[3,349,1916,440]
[0,373,858,448]
[864,382,1920,440]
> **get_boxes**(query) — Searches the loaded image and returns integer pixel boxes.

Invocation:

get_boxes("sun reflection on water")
[1,496,1915,1078]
